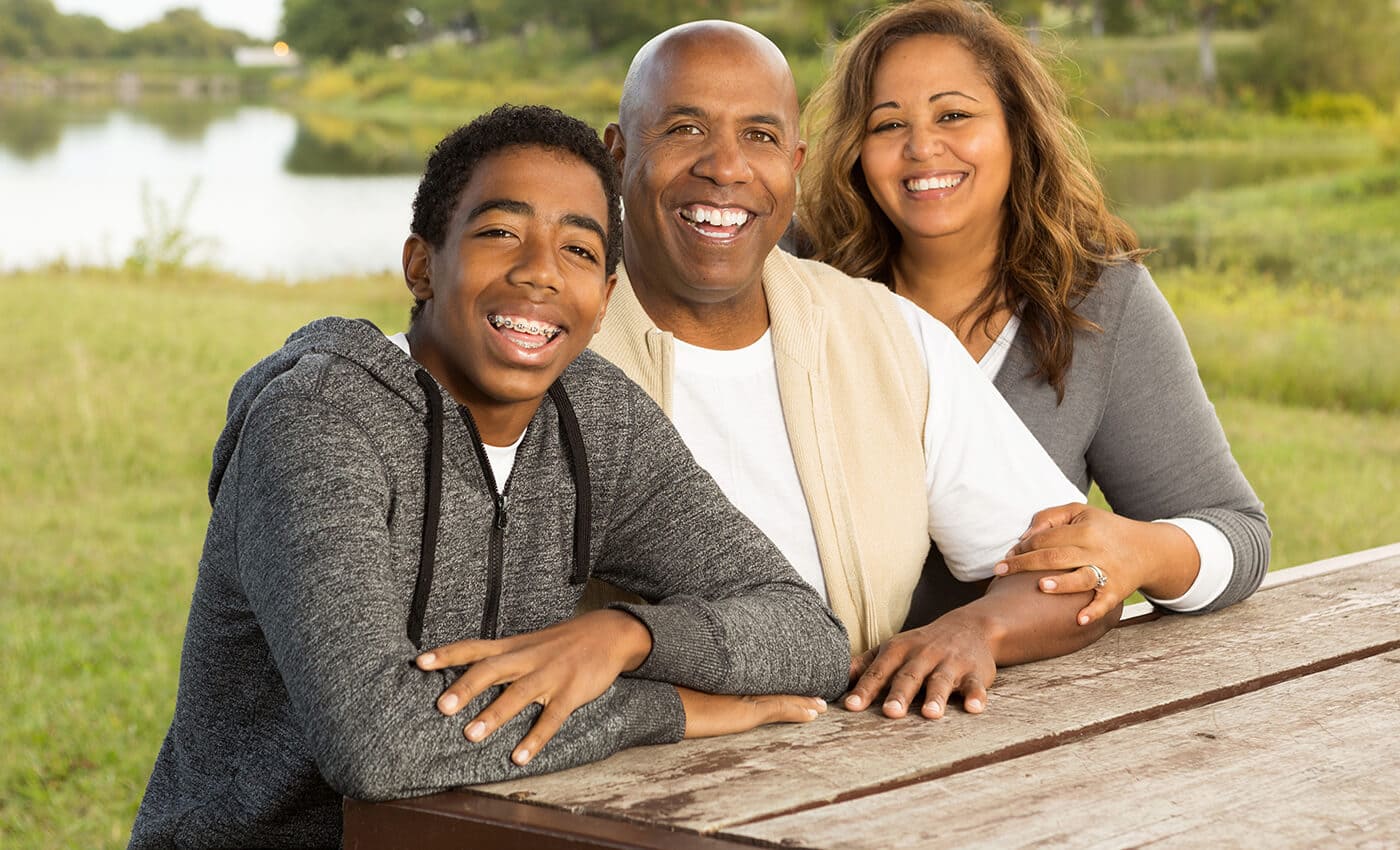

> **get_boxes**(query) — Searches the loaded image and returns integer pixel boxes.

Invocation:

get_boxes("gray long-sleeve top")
[907,264,1269,625]
[997,263,1271,609]
[130,317,848,849]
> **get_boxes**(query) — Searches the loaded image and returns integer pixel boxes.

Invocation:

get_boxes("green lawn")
[3,199,1398,845]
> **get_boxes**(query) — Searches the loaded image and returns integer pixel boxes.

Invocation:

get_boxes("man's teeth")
[488,314,562,343]
[905,175,964,192]
[680,206,750,227]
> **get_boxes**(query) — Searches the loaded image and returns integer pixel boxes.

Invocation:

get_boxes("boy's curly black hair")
[408,104,623,322]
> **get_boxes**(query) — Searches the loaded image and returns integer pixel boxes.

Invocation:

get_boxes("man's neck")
[625,263,770,351]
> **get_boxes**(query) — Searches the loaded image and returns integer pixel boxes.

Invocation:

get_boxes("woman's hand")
[995,503,1199,625]
[842,608,998,719]
[414,609,653,766]
[676,687,826,738]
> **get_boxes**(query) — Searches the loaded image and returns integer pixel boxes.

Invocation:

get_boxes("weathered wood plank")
[468,555,1400,833]
[733,649,1400,849]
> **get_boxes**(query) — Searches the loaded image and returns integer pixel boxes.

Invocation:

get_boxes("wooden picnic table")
[344,543,1400,849]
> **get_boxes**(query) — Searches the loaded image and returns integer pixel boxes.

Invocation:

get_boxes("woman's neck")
[892,237,1010,361]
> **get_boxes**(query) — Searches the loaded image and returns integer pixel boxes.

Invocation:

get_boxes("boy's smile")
[404,145,617,445]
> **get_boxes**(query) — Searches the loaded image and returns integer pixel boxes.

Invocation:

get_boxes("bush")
[1288,92,1379,125]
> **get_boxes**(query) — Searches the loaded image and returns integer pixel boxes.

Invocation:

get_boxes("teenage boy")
[129,105,848,849]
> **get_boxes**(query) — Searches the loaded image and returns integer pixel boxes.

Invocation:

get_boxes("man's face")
[406,145,615,434]
[610,34,805,307]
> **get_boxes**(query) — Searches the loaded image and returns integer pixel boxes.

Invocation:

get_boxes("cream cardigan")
[589,248,931,653]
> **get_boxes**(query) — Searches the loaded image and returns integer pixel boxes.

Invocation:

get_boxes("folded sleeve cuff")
[1145,517,1234,612]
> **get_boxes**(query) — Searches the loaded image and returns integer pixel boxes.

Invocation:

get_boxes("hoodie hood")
[209,317,425,506]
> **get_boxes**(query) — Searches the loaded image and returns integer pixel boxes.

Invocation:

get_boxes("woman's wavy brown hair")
[799,0,1145,399]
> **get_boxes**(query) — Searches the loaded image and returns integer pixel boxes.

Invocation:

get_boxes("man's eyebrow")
[662,105,784,128]
[466,198,532,220]
[561,213,607,246]
[869,90,980,117]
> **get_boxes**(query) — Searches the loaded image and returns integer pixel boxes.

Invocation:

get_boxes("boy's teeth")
[905,174,964,192]
[488,314,561,339]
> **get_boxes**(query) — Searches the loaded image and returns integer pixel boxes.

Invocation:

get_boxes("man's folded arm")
[591,393,850,701]
[235,391,684,802]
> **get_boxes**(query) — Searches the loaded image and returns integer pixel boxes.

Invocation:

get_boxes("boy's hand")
[676,687,826,738]
[415,609,652,766]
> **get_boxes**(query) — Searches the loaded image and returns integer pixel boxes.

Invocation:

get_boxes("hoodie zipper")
[458,406,512,640]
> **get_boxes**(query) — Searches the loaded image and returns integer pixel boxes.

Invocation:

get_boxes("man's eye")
[746,129,777,144]
[669,124,702,136]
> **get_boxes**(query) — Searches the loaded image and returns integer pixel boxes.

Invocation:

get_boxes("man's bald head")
[618,21,799,134]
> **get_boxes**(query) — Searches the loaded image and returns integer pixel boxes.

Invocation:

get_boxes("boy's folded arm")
[234,392,684,802]
[592,397,850,702]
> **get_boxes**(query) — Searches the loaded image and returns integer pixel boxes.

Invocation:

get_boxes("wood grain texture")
[733,649,1400,849]
[467,555,1400,832]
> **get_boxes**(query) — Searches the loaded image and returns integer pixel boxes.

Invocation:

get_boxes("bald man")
[588,21,1120,721]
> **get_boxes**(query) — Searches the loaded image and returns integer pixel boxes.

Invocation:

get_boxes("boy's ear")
[593,273,619,334]
[603,124,625,173]
[402,235,434,302]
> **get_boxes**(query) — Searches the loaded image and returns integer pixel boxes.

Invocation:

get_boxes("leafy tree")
[281,0,412,61]
[1258,0,1400,104]
[115,8,251,59]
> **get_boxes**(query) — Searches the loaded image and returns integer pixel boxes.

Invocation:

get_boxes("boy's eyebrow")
[561,213,607,246]
[469,198,606,246]
[466,198,532,220]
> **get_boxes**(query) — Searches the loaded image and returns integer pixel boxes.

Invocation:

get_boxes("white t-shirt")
[386,332,522,488]
[669,297,1087,599]
[977,314,1232,611]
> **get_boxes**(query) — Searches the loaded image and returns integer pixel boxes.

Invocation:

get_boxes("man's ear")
[403,235,433,302]
[792,138,808,174]
[593,273,619,334]
[603,123,626,173]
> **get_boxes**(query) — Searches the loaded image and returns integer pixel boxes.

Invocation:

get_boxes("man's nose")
[692,133,754,185]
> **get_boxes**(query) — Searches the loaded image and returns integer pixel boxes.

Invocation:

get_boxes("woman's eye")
[939,111,971,122]
[869,120,903,134]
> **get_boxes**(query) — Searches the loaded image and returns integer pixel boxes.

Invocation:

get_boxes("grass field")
[3,160,1398,847]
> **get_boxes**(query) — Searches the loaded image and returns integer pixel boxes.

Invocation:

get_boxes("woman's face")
[858,34,1012,252]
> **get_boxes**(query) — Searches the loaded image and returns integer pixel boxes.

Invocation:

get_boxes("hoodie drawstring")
[408,369,443,650]
[405,372,593,648]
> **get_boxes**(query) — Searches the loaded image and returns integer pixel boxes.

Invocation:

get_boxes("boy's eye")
[565,245,599,264]
[477,227,514,238]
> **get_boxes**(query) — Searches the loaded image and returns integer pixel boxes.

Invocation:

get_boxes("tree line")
[0,0,253,60]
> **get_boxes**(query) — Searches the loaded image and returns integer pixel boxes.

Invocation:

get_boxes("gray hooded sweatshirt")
[130,317,848,849]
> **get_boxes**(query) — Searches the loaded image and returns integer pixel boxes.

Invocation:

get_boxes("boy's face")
[405,145,616,441]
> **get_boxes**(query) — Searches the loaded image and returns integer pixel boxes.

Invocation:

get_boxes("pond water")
[0,101,1370,279]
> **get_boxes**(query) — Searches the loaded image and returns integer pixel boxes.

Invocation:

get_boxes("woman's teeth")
[905,174,964,192]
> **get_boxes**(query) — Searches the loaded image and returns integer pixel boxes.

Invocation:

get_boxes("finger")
[919,667,960,719]
[960,675,988,714]
[1078,593,1120,627]
[417,637,512,670]
[844,647,907,711]
[511,701,570,766]
[436,658,518,716]
[848,650,874,683]
[1018,503,1084,542]
[882,658,937,719]
[1038,566,1100,594]
[995,545,1083,576]
[462,679,543,743]
[763,695,826,725]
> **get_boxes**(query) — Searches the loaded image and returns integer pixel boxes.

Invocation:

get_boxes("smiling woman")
[800,0,1270,626]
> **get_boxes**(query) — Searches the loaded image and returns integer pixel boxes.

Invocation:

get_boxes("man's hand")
[842,608,999,719]
[995,503,1200,625]
[676,687,826,738]
[415,609,653,766]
